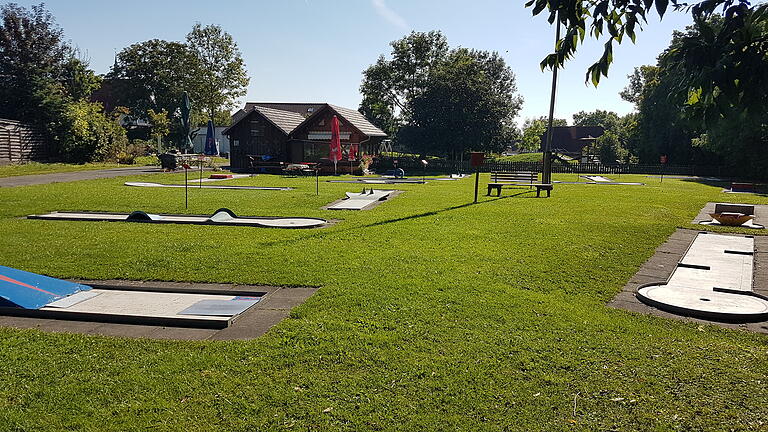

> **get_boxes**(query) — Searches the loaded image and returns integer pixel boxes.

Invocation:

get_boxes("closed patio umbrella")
[204,120,217,155]
[329,115,342,175]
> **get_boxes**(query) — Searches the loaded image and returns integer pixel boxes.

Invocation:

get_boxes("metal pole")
[184,167,188,209]
[316,168,319,195]
[199,160,202,188]
[543,12,562,185]
[474,167,480,203]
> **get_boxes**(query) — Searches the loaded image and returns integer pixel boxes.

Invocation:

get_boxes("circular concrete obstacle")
[256,218,327,229]
[637,284,768,322]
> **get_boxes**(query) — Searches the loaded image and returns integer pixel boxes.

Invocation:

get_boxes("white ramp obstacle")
[327,189,398,210]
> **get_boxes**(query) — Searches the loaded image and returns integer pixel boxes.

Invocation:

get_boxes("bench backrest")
[491,171,538,183]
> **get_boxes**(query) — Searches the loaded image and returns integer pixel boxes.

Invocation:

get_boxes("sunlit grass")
[0,173,766,430]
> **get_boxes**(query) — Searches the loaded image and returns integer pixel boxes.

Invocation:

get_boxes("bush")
[596,132,627,165]
[61,101,128,162]
[116,142,150,164]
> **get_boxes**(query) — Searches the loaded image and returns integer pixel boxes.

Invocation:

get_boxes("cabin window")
[303,142,329,162]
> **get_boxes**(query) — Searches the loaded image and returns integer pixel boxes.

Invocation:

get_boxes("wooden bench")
[487,171,552,197]
[247,155,285,174]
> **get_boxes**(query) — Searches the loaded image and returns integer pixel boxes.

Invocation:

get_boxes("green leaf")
[656,0,669,17]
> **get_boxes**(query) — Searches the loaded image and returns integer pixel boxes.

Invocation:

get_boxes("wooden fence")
[0,119,48,165]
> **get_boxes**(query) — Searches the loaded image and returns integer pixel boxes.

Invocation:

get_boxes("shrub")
[116,142,150,164]
[61,101,128,162]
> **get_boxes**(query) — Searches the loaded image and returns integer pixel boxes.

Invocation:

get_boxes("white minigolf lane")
[327,189,398,210]
[637,233,768,321]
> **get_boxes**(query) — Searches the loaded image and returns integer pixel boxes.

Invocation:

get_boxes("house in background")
[191,126,230,156]
[540,126,605,160]
[223,102,386,172]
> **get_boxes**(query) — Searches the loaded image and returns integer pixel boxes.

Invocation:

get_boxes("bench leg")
[496,187,502,197]
[546,188,551,197]
[536,188,541,198]
[486,185,492,196]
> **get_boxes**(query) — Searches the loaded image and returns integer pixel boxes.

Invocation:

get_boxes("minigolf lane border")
[27,208,329,229]
[608,229,768,332]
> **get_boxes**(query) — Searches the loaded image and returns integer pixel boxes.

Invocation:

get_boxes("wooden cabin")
[223,102,386,172]
[540,126,605,159]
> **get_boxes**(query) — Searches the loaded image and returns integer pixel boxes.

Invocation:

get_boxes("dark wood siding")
[225,111,290,170]
[0,119,48,165]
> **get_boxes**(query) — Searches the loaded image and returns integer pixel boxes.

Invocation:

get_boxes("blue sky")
[16,0,692,125]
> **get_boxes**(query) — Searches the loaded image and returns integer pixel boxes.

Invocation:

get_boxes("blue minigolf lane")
[0,265,91,309]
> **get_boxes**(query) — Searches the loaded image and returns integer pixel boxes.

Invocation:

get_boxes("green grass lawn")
[490,152,543,162]
[0,173,766,430]
[0,161,147,178]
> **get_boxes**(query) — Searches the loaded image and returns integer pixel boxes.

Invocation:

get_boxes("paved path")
[0,166,166,187]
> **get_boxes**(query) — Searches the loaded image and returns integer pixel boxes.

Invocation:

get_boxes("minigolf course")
[326,188,399,210]
[28,208,328,228]
[0,265,263,328]
[125,181,292,190]
[636,233,768,322]
[553,175,644,185]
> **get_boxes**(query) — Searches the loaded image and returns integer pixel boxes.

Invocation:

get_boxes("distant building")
[223,102,387,171]
[191,126,230,156]
[540,126,605,159]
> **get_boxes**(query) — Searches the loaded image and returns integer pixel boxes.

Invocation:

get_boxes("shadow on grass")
[678,177,768,197]
[258,190,536,247]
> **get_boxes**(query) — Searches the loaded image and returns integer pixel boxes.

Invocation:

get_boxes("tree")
[519,116,567,152]
[360,31,523,156]
[185,24,249,124]
[595,131,627,164]
[410,48,523,156]
[618,17,767,172]
[0,3,70,141]
[572,110,620,132]
[526,0,767,89]
[621,62,703,164]
[359,31,449,137]
[108,39,201,119]
[572,109,638,160]
[61,56,101,101]
[146,108,170,148]
[0,3,121,161]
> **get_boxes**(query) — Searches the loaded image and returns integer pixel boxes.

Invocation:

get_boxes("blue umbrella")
[204,120,217,155]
